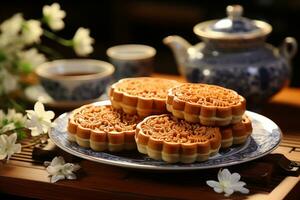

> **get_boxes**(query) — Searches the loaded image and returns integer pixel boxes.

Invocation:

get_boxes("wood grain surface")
[0,74,299,200]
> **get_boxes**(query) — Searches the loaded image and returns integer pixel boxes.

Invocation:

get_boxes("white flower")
[206,169,249,197]
[22,20,43,44]
[0,13,23,35]
[26,101,55,136]
[73,27,94,56]
[0,68,18,94]
[45,156,80,183]
[0,123,16,133]
[6,109,27,125]
[0,109,26,134]
[0,133,21,161]
[0,13,24,48]
[18,48,46,71]
[43,3,66,31]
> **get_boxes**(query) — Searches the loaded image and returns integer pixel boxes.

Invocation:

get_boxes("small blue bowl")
[107,44,156,80]
[35,59,114,101]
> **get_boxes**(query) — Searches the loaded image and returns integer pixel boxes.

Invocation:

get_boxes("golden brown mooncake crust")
[220,115,253,148]
[67,104,141,152]
[135,114,222,163]
[109,77,180,117]
[166,83,246,126]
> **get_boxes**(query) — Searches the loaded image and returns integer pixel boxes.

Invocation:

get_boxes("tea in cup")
[35,59,114,101]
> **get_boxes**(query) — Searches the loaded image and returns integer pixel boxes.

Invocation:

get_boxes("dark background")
[1,0,299,87]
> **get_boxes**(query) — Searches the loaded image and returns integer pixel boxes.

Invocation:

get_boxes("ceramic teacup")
[107,44,156,80]
[35,59,114,101]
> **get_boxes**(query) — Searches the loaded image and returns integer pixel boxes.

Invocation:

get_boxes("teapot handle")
[280,37,298,60]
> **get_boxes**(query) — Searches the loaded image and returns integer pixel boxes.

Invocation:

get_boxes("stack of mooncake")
[67,77,252,163]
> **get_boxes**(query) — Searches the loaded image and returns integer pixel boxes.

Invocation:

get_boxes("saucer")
[24,85,108,110]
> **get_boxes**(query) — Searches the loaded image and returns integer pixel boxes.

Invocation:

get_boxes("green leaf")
[0,52,6,62]
[8,99,25,113]
[2,118,9,126]
[15,129,27,140]
[14,121,25,129]
[19,62,32,74]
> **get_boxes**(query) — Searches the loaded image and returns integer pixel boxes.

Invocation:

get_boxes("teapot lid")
[193,5,272,41]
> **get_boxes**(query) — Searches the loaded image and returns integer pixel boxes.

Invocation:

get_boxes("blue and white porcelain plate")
[49,103,282,171]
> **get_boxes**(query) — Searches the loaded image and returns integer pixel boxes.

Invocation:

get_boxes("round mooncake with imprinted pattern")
[135,114,222,163]
[67,104,141,152]
[109,77,180,117]
[166,83,246,126]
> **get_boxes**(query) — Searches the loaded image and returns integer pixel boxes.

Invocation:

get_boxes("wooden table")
[0,74,300,200]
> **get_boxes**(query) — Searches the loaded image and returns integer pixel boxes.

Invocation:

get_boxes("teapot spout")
[163,35,191,75]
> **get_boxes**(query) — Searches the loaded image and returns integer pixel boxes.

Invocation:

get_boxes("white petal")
[26,110,35,119]
[34,101,45,114]
[232,181,246,188]
[6,148,16,159]
[72,164,81,171]
[0,134,8,145]
[42,124,51,134]
[206,180,220,188]
[42,119,53,126]
[2,123,16,132]
[66,173,77,180]
[51,174,65,183]
[62,163,75,175]
[224,188,234,197]
[46,165,61,175]
[230,173,241,184]
[51,156,65,166]
[13,143,21,154]
[8,133,18,144]
[29,127,41,136]
[213,187,223,193]
[45,110,55,120]
[221,169,231,182]
[218,169,227,182]
[236,187,250,194]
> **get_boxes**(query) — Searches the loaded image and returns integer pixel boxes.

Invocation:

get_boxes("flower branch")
[0,101,55,161]
[0,2,95,109]
[43,29,73,47]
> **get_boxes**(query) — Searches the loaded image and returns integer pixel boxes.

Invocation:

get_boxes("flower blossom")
[0,68,18,95]
[17,48,46,72]
[0,13,23,36]
[0,123,16,133]
[0,109,26,134]
[45,156,80,183]
[73,27,94,56]
[6,109,27,126]
[206,169,249,197]
[43,3,66,31]
[0,133,21,161]
[22,20,43,44]
[0,14,24,48]
[26,101,55,136]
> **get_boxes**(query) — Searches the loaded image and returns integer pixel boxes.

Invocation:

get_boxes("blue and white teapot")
[164,5,297,105]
